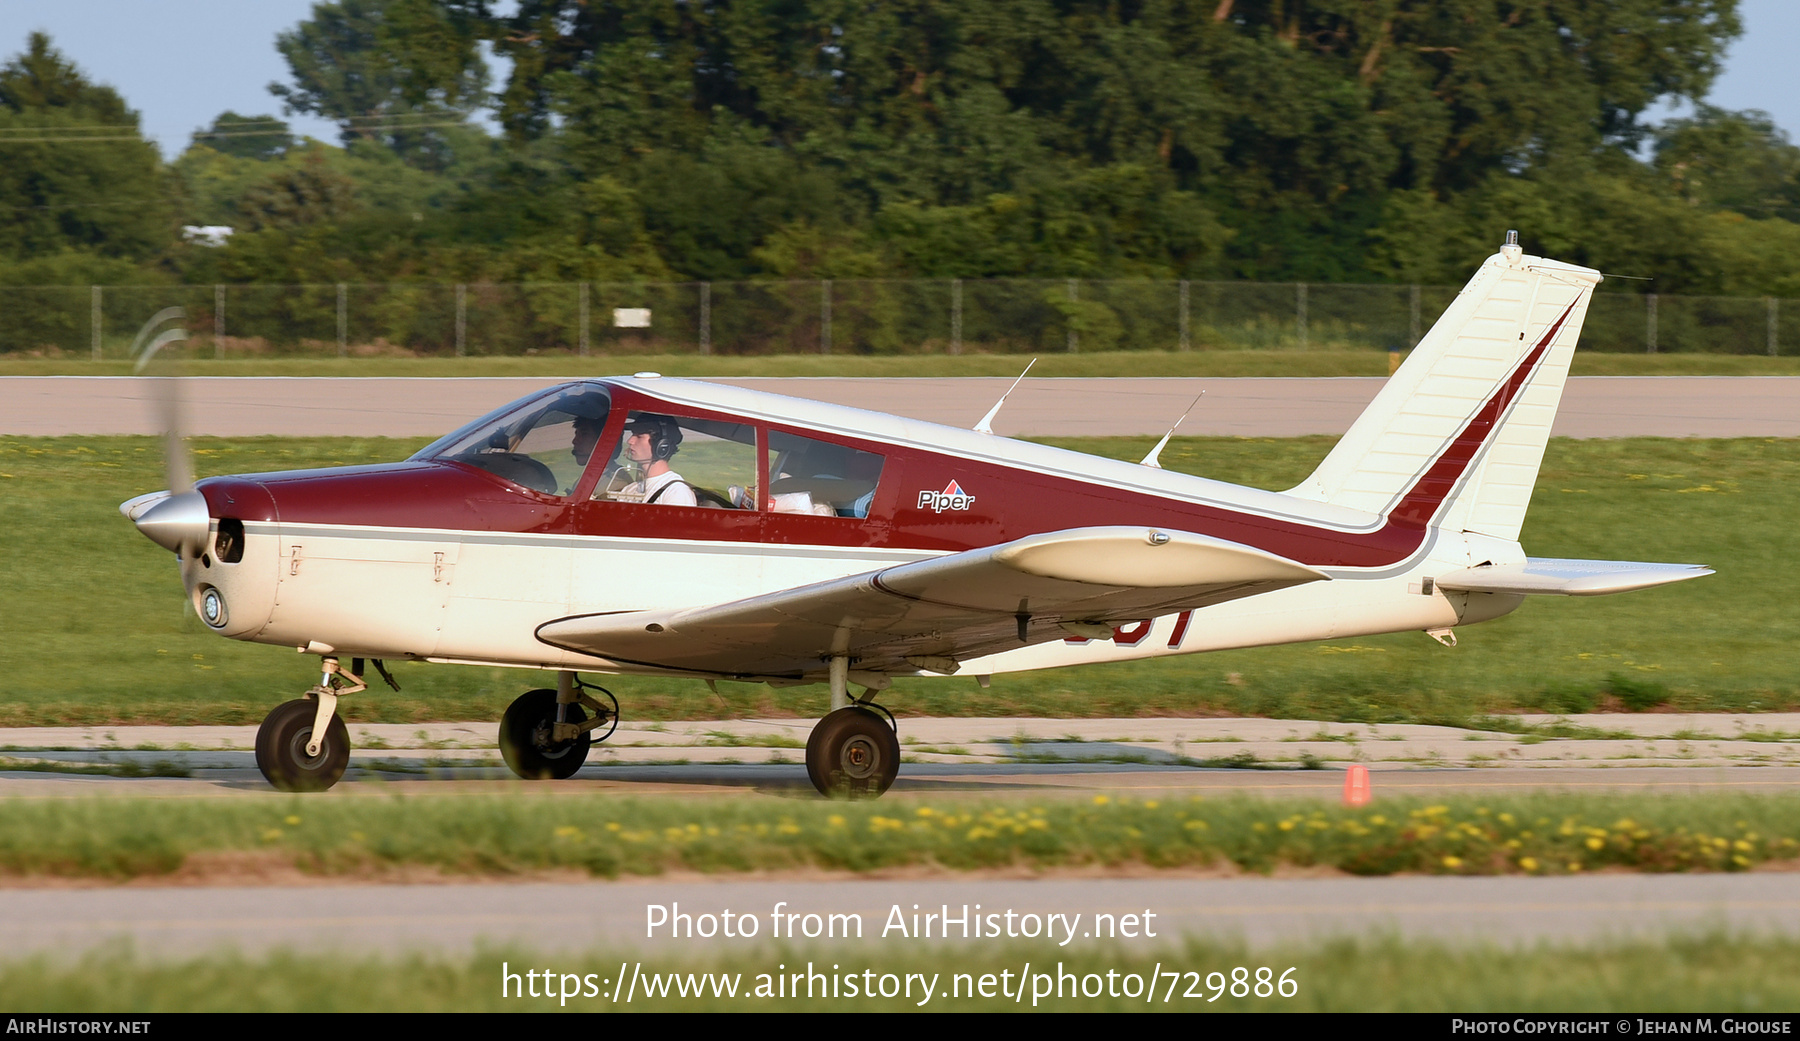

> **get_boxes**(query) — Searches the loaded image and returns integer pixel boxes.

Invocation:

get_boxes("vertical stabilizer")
[1286,240,1600,542]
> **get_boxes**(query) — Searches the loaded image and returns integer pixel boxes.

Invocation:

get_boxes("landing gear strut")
[255,656,378,792]
[498,672,619,780]
[803,654,899,798]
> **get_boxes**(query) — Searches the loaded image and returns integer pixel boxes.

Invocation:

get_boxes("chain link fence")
[2,279,1794,359]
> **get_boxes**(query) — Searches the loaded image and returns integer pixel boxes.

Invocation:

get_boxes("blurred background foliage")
[4,1,1799,297]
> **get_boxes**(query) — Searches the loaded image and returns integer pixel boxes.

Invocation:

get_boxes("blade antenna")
[1139,392,1205,468]
[973,357,1036,435]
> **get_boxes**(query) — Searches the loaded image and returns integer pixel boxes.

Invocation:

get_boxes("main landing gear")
[255,656,396,792]
[806,704,900,798]
[803,653,900,798]
[498,672,619,781]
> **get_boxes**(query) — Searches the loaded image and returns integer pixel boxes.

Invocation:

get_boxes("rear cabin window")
[767,432,885,518]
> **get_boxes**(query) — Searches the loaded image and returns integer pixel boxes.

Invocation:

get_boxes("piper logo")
[918,480,976,513]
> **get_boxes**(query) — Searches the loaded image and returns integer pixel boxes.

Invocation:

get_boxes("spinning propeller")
[118,308,211,556]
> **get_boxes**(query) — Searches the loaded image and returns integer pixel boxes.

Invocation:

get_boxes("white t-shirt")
[642,469,697,507]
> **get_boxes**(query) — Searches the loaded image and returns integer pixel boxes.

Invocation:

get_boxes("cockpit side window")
[593,411,759,509]
[419,385,611,496]
[767,431,885,518]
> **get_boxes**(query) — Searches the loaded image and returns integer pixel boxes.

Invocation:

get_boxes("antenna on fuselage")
[1139,391,1205,468]
[973,357,1036,435]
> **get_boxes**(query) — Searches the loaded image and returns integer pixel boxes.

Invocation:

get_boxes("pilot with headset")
[614,414,697,506]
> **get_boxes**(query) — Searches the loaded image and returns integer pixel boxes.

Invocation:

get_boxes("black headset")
[633,416,682,462]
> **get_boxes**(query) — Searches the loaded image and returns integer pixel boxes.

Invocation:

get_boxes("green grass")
[0,792,1794,881]
[5,935,1798,1011]
[0,432,1789,726]
[5,348,1800,378]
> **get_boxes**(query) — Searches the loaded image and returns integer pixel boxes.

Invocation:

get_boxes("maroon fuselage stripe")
[197,304,1572,571]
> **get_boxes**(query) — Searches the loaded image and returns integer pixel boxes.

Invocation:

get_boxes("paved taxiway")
[7,375,1800,438]
[5,715,1800,797]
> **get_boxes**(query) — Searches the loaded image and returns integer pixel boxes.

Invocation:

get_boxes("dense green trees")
[0,32,169,281]
[6,1,1800,298]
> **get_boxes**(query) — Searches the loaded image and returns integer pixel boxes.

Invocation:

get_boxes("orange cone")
[1343,764,1372,807]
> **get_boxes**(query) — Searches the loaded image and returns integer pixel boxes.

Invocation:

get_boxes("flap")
[536,526,1328,679]
[1435,557,1713,597]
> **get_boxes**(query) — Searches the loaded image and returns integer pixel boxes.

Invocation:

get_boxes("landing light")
[198,586,228,629]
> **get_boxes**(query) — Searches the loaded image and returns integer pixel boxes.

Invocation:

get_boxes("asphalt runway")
[8,375,1800,438]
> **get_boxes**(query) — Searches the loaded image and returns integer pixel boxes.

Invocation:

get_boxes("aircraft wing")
[536,526,1328,679]
[1435,557,1713,596]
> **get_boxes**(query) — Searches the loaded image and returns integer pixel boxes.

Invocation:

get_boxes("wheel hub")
[531,721,572,759]
[840,736,880,779]
[285,728,327,770]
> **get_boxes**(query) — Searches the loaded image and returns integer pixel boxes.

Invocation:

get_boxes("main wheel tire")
[805,706,901,798]
[499,688,591,780]
[255,698,350,792]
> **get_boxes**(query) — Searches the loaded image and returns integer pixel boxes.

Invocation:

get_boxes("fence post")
[950,278,962,355]
[1410,284,1421,346]
[1296,282,1308,348]
[455,283,466,357]
[214,284,225,359]
[1769,297,1779,357]
[578,282,590,357]
[1066,278,1079,353]
[1178,279,1190,351]
[698,282,711,355]
[820,279,832,354]
[1646,293,1657,354]
[336,283,347,358]
[90,285,101,361]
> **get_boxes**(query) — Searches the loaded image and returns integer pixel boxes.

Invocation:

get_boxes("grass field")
[1,792,1793,881]
[5,934,1796,1011]
[0,431,1789,727]
[5,349,1800,379]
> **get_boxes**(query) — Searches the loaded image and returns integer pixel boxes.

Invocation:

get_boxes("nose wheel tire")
[806,706,900,798]
[499,688,591,780]
[255,699,351,792]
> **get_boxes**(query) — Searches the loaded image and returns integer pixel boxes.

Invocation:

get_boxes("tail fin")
[1286,239,1600,542]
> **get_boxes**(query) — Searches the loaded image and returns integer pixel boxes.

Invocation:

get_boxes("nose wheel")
[255,656,371,792]
[806,705,900,798]
[255,699,350,792]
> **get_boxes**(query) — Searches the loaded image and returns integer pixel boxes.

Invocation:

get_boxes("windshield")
[413,383,611,496]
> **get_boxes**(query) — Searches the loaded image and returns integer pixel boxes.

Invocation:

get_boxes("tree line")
[3,0,1798,299]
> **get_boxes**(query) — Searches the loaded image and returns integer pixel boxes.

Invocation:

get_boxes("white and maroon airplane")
[122,235,1710,795]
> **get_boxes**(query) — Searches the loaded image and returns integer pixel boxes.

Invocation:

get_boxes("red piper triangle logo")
[918,480,976,513]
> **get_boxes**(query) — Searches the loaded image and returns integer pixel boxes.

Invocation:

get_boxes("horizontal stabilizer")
[1435,558,1713,597]
[537,526,1327,679]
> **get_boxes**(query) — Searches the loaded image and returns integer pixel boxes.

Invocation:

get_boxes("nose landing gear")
[255,656,392,792]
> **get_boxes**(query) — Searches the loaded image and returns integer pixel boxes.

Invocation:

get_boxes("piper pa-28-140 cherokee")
[122,235,1711,795]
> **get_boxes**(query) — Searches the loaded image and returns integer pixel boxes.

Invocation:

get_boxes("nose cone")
[121,490,211,554]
